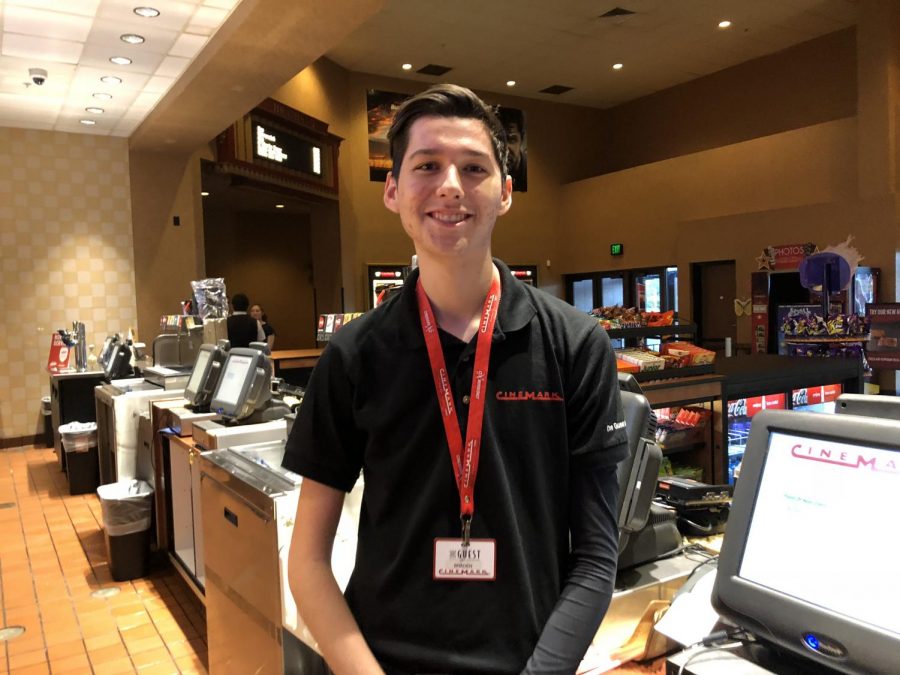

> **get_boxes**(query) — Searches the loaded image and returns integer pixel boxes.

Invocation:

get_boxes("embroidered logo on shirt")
[496,391,564,402]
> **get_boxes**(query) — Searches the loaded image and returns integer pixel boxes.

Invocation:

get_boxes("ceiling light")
[506,80,516,87]
[402,63,412,71]
[134,7,160,18]
[612,63,624,70]
[718,20,732,29]
[85,107,104,114]
[100,76,122,85]
[110,56,132,66]
[120,34,146,45]
[93,93,112,100]
[79,119,96,126]
[275,204,285,209]
[201,191,209,197]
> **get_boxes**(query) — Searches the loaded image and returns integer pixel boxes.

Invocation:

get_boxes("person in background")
[250,303,276,350]
[284,84,626,673]
[227,293,265,349]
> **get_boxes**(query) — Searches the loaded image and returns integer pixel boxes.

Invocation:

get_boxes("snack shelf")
[783,335,869,344]
[633,364,714,382]
[604,322,697,340]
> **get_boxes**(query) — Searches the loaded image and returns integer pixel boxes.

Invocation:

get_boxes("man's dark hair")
[387,84,508,179]
[231,293,249,312]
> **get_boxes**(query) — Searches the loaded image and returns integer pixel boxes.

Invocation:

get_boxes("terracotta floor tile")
[166,638,206,660]
[84,632,124,652]
[8,646,48,670]
[49,651,91,674]
[45,638,86,662]
[42,627,82,648]
[5,633,46,655]
[9,662,51,675]
[131,646,172,668]
[138,660,180,674]
[125,634,166,656]
[120,623,159,641]
[92,656,138,675]
[87,642,130,664]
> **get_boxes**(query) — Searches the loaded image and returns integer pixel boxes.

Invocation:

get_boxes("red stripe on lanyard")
[417,270,501,527]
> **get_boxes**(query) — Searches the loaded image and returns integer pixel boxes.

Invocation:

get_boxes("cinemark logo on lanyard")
[416,271,501,539]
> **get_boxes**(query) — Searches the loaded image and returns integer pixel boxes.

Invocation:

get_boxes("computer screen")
[184,348,212,402]
[713,409,900,673]
[214,353,254,411]
[98,336,117,367]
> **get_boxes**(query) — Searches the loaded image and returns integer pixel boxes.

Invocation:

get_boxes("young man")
[284,84,627,674]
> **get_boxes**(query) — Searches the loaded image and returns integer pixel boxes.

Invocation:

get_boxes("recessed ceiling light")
[402,63,412,71]
[110,56,132,66]
[85,107,104,114]
[93,93,113,100]
[612,63,624,70]
[134,6,160,18]
[718,20,732,29]
[506,80,516,87]
[275,204,285,209]
[79,119,97,126]
[120,34,145,45]
[201,191,209,197]
[100,76,122,85]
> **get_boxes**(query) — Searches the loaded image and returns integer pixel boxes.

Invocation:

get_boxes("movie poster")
[367,89,407,182]
[366,90,528,192]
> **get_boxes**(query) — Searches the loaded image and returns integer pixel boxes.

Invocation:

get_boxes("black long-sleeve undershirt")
[523,457,622,674]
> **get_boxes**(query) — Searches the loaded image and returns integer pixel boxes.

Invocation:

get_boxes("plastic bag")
[96,480,154,536]
[59,421,97,453]
[191,278,228,319]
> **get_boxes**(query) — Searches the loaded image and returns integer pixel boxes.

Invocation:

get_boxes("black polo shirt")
[283,259,627,673]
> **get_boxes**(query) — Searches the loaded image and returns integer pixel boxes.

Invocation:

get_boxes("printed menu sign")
[47,333,71,374]
[866,303,900,370]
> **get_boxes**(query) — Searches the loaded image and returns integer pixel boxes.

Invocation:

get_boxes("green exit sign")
[610,243,624,256]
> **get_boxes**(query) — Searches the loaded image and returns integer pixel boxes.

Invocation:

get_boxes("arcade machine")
[367,264,408,308]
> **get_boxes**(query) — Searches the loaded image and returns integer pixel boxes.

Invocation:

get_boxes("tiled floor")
[0,444,208,674]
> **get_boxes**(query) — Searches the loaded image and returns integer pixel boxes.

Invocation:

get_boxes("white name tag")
[433,539,496,581]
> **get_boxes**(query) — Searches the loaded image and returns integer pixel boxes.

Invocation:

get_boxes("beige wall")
[129,149,208,343]
[559,117,897,349]
[601,29,858,174]
[0,129,137,442]
[272,59,607,308]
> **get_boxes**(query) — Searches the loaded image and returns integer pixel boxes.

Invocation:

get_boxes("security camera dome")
[29,67,48,86]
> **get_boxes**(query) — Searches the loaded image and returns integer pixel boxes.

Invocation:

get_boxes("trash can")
[58,421,99,495]
[96,480,154,581]
[41,396,53,448]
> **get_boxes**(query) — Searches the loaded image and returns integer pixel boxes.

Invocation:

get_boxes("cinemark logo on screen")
[792,444,899,473]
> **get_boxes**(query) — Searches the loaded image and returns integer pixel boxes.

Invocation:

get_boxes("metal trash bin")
[96,480,154,581]
[41,396,53,448]
[59,421,99,495]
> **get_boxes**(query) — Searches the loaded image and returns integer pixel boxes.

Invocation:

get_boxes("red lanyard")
[417,271,501,543]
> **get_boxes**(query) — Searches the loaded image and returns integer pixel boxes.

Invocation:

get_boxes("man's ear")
[384,172,399,213]
[498,174,513,216]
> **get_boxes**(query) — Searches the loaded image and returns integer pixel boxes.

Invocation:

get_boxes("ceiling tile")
[169,32,207,58]
[2,33,85,64]
[4,0,101,17]
[3,6,94,43]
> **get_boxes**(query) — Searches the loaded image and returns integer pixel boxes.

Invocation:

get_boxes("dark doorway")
[691,260,737,351]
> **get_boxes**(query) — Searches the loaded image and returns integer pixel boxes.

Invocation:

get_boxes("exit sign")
[610,243,624,256]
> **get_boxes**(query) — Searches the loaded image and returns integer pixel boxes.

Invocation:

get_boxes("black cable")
[677,630,754,675]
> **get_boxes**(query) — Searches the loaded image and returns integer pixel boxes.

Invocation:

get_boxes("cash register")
[680,406,900,674]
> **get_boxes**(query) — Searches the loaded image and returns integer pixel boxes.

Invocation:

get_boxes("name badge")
[433,539,496,581]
